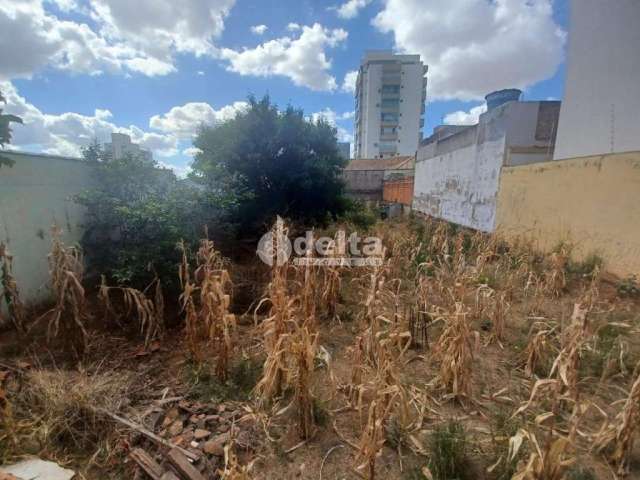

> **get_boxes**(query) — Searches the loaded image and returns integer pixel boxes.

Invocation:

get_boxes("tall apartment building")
[354,51,427,159]
[105,132,153,161]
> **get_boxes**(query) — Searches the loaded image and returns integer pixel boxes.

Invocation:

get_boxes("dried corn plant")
[296,231,318,329]
[177,237,236,377]
[196,237,235,380]
[354,394,389,480]
[543,246,568,297]
[523,322,558,378]
[489,291,510,345]
[593,367,640,475]
[290,324,318,439]
[40,225,88,356]
[0,242,26,334]
[509,429,575,480]
[98,275,164,348]
[178,240,201,359]
[434,302,479,401]
[320,234,343,321]
[549,303,591,401]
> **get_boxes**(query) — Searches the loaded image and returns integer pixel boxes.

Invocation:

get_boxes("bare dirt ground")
[2,216,640,480]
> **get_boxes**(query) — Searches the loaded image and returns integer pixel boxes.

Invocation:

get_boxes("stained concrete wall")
[496,152,640,277]
[554,0,640,159]
[413,138,505,232]
[0,151,94,313]
[413,101,558,232]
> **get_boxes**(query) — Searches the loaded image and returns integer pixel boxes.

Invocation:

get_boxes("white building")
[553,0,640,160]
[105,132,153,161]
[337,141,350,159]
[354,51,427,159]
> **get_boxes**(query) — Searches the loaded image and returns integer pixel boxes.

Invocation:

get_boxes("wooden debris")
[167,449,206,480]
[130,448,164,480]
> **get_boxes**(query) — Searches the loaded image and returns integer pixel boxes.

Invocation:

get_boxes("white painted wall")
[554,0,640,159]
[0,151,94,313]
[413,138,505,232]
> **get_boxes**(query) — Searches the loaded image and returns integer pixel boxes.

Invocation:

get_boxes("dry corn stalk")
[290,324,318,439]
[509,429,575,480]
[523,322,558,378]
[489,291,510,344]
[98,275,164,348]
[593,367,640,475]
[549,303,590,400]
[544,246,568,297]
[41,225,88,356]
[321,234,342,321]
[434,302,478,401]
[196,237,235,380]
[354,396,388,480]
[0,242,26,334]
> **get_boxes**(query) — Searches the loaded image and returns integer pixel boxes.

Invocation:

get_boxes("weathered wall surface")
[0,151,94,311]
[496,152,640,277]
[554,0,640,159]
[413,137,505,232]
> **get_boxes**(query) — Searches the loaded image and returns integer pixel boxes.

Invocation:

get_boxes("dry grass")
[11,367,131,465]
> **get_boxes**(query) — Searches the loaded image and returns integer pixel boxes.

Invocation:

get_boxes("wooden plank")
[130,448,164,480]
[166,449,206,480]
[160,472,180,480]
[97,408,199,461]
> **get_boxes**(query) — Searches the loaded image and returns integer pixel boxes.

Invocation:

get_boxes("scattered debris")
[0,458,75,480]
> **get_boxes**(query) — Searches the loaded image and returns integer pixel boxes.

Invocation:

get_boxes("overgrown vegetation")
[0,89,23,168]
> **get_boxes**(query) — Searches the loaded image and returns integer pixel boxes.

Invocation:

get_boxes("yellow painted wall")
[496,152,640,277]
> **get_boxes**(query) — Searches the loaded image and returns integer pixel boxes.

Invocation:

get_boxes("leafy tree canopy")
[0,90,23,168]
[191,95,348,235]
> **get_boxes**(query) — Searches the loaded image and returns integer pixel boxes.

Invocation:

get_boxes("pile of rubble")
[129,399,258,480]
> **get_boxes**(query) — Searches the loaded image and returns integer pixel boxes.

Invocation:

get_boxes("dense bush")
[75,142,235,292]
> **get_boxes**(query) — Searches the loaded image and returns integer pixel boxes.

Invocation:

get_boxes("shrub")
[75,142,235,292]
[428,421,471,480]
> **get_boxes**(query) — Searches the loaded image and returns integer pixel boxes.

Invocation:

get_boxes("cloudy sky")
[0,0,568,174]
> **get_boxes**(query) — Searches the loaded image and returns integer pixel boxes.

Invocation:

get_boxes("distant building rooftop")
[344,156,414,171]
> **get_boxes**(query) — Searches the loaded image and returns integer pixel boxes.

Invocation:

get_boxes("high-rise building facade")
[354,51,427,159]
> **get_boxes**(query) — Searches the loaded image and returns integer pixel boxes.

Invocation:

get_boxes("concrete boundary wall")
[495,152,640,277]
[0,151,94,312]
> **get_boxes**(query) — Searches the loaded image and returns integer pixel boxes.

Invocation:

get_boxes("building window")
[381,98,400,108]
[381,84,400,94]
[381,112,398,122]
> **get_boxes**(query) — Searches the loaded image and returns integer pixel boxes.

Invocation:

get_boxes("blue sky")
[1,0,568,175]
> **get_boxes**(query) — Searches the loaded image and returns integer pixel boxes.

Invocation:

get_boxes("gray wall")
[0,151,94,313]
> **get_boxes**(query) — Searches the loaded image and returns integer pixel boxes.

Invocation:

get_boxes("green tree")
[191,95,348,235]
[0,90,23,168]
[75,143,235,291]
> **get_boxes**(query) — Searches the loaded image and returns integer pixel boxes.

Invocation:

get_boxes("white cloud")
[373,0,566,101]
[342,70,358,93]
[197,70,205,76]
[149,101,248,139]
[250,24,268,35]
[309,108,354,144]
[0,0,236,80]
[286,22,301,31]
[332,0,371,19]
[182,147,202,157]
[219,23,348,91]
[0,80,178,157]
[443,104,487,125]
